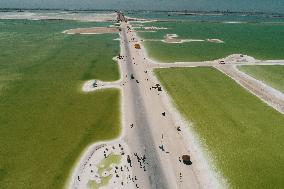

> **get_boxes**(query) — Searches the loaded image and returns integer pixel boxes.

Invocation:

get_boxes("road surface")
[119,22,203,189]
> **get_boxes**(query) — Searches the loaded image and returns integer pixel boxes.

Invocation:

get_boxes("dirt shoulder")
[216,65,284,114]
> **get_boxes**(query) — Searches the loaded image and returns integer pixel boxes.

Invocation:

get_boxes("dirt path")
[63,27,118,35]
[215,65,284,114]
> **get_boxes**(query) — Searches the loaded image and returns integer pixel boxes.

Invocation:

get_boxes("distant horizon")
[0,8,284,15]
[0,0,283,14]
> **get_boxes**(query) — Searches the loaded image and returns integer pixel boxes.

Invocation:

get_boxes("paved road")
[119,22,202,189]
[121,22,169,189]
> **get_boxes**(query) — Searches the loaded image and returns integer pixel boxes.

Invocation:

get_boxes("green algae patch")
[88,154,121,189]
[98,153,122,176]
[0,19,120,189]
[87,175,112,189]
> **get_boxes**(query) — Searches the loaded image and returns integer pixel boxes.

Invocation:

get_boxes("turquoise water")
[128,11,284,23]
[136,21,284,62]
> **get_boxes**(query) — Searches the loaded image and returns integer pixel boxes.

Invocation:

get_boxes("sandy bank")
[66,139,134,189]
[63,27,118,35]
[207,38,224,43]
[82,79,121,92]
[144,34,225,44]
[0,11,116,22]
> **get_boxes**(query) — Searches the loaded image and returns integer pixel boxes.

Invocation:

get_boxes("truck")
[134,44,141,49]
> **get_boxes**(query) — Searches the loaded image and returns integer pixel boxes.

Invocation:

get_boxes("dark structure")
[182,155,192,165]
